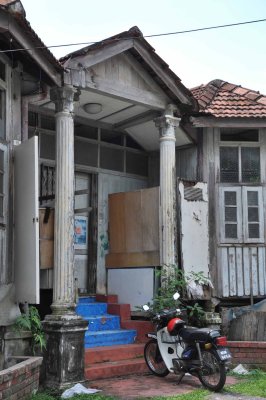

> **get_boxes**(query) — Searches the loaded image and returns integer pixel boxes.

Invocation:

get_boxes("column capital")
[50,85,80,114]
[154,115,181,141]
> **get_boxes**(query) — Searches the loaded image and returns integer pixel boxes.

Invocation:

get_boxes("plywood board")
[106,187,159,267]
[40,239,54,269]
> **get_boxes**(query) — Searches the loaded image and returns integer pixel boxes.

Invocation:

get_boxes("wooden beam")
[114,110,160,129]
[133,40,192,106]
[0,12,62,86]
[190,116,266,128]
[65,39,135,69]
[83,75,167,109]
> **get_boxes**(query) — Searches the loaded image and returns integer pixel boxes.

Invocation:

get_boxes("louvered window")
[220,187,264,243]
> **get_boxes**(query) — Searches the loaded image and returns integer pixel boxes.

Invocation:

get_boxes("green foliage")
[141,265,210,325]
[15,306,46,354]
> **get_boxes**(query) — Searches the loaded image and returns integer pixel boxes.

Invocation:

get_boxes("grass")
[225,369,266,398]
[141,389,209,400]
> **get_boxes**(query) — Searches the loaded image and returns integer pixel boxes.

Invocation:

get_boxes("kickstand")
[175,372,185,385]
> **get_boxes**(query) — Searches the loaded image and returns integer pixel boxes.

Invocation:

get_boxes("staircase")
[76,295,153,380]
[76,296,137,348]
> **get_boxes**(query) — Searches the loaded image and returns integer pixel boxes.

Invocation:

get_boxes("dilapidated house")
[1,0,266,389]
[190,79,266,305]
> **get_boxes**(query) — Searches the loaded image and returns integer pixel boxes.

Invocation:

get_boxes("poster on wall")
[74,216,88,249]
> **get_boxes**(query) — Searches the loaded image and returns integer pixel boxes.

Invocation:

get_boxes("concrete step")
[76,302,107,317]
[85,358,148,380]
[85,329,137,348]
[85,343,145,364]
[85,314,120,332]
[121,320,153,343]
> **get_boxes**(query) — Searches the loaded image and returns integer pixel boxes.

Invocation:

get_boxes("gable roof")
[191,79,266,118]
[0,0,62,85]
[60,26,198,113]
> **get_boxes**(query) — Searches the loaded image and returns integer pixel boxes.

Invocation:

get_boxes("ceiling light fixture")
[83,103,102,114]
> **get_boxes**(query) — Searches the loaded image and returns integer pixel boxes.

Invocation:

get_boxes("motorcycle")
[144,306,232,392]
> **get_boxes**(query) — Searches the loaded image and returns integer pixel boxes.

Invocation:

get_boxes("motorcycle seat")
[179,327,213,343]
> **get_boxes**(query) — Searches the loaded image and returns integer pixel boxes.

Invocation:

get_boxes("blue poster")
[74,216,88,248]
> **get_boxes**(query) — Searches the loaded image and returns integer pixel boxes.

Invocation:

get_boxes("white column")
[155,106,180,267]
[50,85,79,315]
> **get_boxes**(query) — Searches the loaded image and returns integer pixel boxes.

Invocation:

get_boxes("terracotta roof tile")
[191,79,266,118]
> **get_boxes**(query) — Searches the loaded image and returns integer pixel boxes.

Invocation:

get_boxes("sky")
[21,0,266,94]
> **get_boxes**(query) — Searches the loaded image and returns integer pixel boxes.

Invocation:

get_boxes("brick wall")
[228,341,266,370]
[0,356,42,399]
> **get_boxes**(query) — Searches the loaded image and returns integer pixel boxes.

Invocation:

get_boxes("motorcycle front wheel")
[144,339,169,377]
[198,349,226,392]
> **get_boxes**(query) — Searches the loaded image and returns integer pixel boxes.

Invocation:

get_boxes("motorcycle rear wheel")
[198,349,226,392]
[144,339,169,377]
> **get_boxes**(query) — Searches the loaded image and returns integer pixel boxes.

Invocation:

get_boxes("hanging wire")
[0,17,265,54]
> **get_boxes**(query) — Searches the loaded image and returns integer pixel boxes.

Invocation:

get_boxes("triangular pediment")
[90,52,168,99]
[62,27,197,111]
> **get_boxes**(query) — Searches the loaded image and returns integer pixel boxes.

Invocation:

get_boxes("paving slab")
[89,372,239,399]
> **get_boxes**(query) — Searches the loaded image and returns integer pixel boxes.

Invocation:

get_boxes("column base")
[42,315,88,390]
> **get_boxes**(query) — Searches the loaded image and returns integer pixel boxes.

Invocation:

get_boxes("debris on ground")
[232,364,249,375]
[61,383,101,398]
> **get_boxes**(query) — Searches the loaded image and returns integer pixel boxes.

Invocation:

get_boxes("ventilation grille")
[184,187,203,201]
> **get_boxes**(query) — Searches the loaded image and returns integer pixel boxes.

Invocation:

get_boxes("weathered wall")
[179,181,210,281]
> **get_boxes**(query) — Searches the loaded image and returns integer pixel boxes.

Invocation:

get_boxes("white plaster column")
[50,85,78,315]
[155,106,180,267]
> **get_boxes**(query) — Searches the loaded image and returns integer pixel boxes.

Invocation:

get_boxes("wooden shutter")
[219,187,242,243]
[14,137,39,303]
[242,187,264,243]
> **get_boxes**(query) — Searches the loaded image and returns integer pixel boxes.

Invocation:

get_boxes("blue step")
[76,302,107,317]
[85,314,120,332]
[78,296,96,304]
[84,329,137,348]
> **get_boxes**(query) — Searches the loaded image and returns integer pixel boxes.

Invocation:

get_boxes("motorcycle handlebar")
[152,308,181,321]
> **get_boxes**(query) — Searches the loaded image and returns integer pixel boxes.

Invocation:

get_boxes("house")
[0,0,63,371]
[190,79,266,305]
[0,1,200,388]
[1,0,266,389]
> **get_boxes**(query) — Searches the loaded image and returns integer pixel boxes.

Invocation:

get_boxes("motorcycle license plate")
[217,348,232,361]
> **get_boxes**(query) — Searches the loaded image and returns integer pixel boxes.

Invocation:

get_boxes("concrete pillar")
[50,85,76,315]
[43,85,87,390]
[155,106,180,268]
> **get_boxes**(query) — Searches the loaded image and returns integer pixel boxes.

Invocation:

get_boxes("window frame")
[219,186,264,244]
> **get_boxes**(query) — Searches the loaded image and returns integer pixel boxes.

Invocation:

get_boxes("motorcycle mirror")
[143,305,150,311]
[173,292,180,300]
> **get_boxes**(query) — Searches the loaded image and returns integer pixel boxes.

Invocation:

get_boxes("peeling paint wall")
[179,181,210,280]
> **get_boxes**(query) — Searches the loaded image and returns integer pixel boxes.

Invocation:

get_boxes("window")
[220,187,264,243]
[220,129,260,183]
[220,146,260,183]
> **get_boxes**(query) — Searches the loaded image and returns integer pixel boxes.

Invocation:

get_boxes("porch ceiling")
[35,87,192,151]
[76,89,192,151]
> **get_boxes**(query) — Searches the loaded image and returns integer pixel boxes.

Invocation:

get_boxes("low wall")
[228,341,266,370]
[0,356,42,399]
